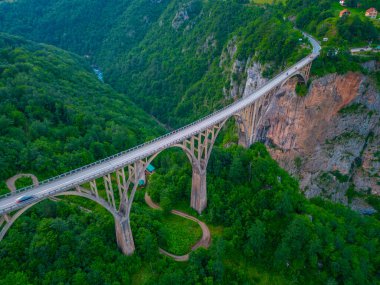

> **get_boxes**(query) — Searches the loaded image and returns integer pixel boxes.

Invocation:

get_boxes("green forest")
[0,34,164,193]
[0,0,309,127]
[1,0,379,125]
[0,0,379,284]
[1,144,379,284]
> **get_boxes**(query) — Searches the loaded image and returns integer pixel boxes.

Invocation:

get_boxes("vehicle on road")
[15,195,35,204]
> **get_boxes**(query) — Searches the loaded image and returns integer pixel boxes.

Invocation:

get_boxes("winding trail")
[6,174,39,192]
[144,192,211,262]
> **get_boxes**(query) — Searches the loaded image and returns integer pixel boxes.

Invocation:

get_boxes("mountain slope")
[0,33,163,191]
[0,0,308,127]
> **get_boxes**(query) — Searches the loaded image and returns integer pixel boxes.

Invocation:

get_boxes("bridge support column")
[177,122,225,214]
[115,216,135,255]
[191,165,207,213]
[114,161,145,255]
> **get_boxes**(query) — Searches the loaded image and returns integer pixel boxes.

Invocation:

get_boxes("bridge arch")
[0,191,119,242]
[142,118,229,213]
[144,117,229,171]
[280,72,307,88]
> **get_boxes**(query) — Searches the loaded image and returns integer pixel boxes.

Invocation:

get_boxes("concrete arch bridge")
[0,34,321,255]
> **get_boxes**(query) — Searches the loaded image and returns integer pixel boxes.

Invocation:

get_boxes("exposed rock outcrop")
[243,71,379,205]
[172,8,189,30]
[220,37,269,99]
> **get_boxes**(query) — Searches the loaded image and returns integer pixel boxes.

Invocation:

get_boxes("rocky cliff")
[237,60,380,211]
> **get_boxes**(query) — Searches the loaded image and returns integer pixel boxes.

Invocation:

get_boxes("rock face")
[172,8,189,30]
[243,62,267,98]
[238,69,380,206]
[220,37,269,99]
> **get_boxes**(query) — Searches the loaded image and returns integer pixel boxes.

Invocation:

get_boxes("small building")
[138,179,145,187]
[339,0,346,6]
[365,8,378,19]
[339,9,351,17]
[323,37,328,42]
[145,164,155,174]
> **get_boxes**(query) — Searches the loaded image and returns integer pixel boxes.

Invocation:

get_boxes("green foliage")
[337,15,379,42]
[235,16,308,72]
[0,0,307,127]
[14,177,33,189]
[160,214,202,255]
[0,200,143,284]
[286,0,379,45]
[295,83,308,96]
[0,1,378,284]
[339,102,367,114]
[330,170,350,183]
[282,0,380,76]
[0,34,163,191]
[1,141,379,284]
[147,143,380,284]
[311,47,363,75]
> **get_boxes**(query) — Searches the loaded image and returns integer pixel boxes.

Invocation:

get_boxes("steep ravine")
[234,60,380,212]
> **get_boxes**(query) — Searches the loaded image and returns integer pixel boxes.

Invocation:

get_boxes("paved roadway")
[0,34,321,215]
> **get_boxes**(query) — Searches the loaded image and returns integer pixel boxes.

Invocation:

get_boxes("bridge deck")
[0,34,321,215]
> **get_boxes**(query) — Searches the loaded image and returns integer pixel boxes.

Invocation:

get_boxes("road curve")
[144,192,211,262]
[6,174,39,192]
[0,34,321,215]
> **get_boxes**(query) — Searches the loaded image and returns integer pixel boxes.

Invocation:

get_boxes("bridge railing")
[0,43,319,203]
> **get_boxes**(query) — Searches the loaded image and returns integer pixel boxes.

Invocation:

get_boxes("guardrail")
[0,37,320,207]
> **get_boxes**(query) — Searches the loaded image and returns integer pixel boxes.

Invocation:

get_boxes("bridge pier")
[115,216,135,255]
[190,166,207,213]
[177,122,225,214]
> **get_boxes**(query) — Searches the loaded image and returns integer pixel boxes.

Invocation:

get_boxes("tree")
[245,219,266,259]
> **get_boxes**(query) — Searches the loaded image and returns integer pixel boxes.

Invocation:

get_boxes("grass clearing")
[331,2,380,28]
[331,2,367,19]
[141,196,203,256]
[159,213,202,255]
[14,176,34,189]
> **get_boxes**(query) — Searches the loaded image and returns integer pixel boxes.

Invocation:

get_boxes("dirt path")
[6,174,39,192]
[144,192,211,262]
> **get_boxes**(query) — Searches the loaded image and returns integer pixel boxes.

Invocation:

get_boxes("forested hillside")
[1,0,379,126]
[1,143,379,284]
[0,0,308,127]
[0,33,163,192]
[147,143,380,284]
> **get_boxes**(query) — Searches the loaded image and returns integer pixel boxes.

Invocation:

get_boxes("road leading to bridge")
[0,34,321,215]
